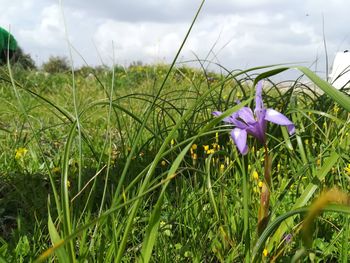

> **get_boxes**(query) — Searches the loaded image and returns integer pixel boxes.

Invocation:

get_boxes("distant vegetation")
[41,56,70,74]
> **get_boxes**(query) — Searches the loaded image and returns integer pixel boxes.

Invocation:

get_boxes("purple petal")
[212,111,222,117]
[265,109,295,134]
[236,107,256,124]
[213,111,236,123]
[230,128,248,155]
[230,112,248,129]
[245,120,266,144]
[255,81,264,113]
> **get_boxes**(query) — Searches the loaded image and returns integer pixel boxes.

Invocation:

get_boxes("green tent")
[0,27,17,52]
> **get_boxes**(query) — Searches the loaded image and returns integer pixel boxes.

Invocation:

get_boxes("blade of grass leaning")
[205,153,220,221]
[139,143,192,263]
[61,122,78,262]
[342,217,349,263]
[48,210,69,262]
[280,126,293,151]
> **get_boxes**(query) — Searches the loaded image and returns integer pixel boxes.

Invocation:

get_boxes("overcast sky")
[1,0,349,78]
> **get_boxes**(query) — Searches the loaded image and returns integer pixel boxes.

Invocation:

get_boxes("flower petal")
[246,120,266,144]
[212,111,234,123]
[212,111,222,117]
[265,109,295,134]
[231,128,248,155]
[237,107,256,124]
[255,81,264,113]
[226,112,246,129]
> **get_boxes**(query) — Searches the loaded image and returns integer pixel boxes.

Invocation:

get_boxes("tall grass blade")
[61,123,78,262]
[48,210,69,262]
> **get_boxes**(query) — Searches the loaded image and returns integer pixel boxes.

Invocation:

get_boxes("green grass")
[1,5,350,262]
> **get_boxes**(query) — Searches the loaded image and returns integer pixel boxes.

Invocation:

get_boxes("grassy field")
[1,6,350,260]
[0,58,349,262]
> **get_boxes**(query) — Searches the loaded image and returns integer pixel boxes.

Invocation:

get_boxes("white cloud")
[94,20,188,65]
[0,0,349,77]
[28,5,64,45]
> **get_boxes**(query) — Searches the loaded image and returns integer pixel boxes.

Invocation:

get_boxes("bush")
[42,56,70,73]
[14,47,36,70]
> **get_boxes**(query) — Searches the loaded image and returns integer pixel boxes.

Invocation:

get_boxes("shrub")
[42,56,70,73]
[14,47,37,70]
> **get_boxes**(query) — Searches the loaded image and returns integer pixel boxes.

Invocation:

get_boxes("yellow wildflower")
[171,139,175,146]
[333,104,339,113]
[207,149,215,154]
[203,145,209,151]
[15,147,28,160]
[161,160,167,166]
[191,144,197,150]
[220,164,225,172]
[192,153,198,160]
[263,248,268,257]
[52,167,61,174]
[258,181,263,188]
[252,171,259,180]
[345,164,350,175]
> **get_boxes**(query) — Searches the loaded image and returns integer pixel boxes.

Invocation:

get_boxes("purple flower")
[283,233,293,244]
[213,81,295,155]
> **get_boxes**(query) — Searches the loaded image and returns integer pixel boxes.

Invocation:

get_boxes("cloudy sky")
[1,0,350,78]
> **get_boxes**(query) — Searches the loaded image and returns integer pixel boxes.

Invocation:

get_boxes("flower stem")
[258,144,272,236]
